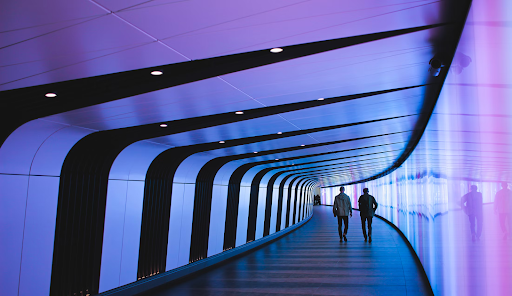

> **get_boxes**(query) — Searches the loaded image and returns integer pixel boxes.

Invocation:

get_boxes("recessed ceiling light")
[45,93,57,98]
[219,141,225,144]
[318,98,324,101]
[270,47,283,53]
[160,123,168,128]
[275,159,279,160]
[254,151,258,153]
[235,111,244,115]
[301,144,305,146]
[151,71,163,76]
[277,132,283,134]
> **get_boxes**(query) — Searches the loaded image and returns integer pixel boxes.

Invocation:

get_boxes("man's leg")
[367,217,373,242]
[342,216,349,241]
[337,216,343,240]
[499,214,507,234]
[476,213,483,239]
[468,215,476,241]
[343,216,349,235]
[361,216,367,240]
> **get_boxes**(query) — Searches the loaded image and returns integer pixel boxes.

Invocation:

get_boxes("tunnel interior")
[1,0,511,295]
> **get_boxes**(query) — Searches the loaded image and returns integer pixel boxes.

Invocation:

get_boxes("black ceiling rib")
[226,142,400,249]
[0,22,445,147]
[291,164,393,179]
[264,171,285,236]
[277,174,294,230]
[138,116,409,276]
[322,1,473,188]
[213,151,402,230]
[272,157,399,176]
[273,153,401,171]
[189,142,406,259]
[292,179,306,224]
[188,131,406,262]
[46,5,470,294]
[287,176,303,227]
[220,153,400,229]
[293,166,392,180]
[50,84,418,296]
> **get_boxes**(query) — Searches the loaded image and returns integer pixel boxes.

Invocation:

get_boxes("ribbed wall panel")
[246,170,270,242]
[137,148,191,279]
[291,177,301,225]
[263,172,286,236]
[276,174,293,231]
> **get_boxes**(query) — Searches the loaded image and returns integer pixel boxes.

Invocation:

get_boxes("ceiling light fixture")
[151,70,163,76]
[235,111,244,115]
[219,141,225,144]
[317,98,324,101]
[277,132,282,134]
[301,144,305,146]
[275,159,279,160]
[160,123,168,128]
[45,93,57,98]
[254,151,258,153]
[270,47,283,53]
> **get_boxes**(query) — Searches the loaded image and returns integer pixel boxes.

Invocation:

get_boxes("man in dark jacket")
[333,187,352,242]
[358,188,378,242]
[461,185,483,241]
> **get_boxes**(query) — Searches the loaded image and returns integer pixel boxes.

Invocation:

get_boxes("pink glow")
[322,0,512,294]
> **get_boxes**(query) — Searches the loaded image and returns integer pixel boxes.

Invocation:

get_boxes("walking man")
[358,188,378,242]
[461,185,483,241]
[333,186,352,242]
[494,182,512,240]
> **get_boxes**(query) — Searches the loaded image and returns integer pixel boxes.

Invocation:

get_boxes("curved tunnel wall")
[0,2,476,296]
[321,1,512,295]
[0,121,314,296]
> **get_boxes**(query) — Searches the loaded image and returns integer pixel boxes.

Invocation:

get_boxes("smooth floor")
[141,206,432,296]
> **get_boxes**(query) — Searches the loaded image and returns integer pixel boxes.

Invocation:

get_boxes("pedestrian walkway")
[141,206,432,296]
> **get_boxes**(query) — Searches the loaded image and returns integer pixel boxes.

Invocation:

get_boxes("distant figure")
[461,185,483,241]
[333,187,352,242]
[494,182,512,240]
[358,188,378,243]
[314,195,321,205]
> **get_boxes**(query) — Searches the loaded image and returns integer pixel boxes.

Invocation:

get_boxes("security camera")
[428,56,444,77]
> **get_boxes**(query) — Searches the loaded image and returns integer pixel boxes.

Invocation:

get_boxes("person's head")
[340,186,345,193]
[470,185,478,192]
[363,188,369,194]
[501,182,508,189]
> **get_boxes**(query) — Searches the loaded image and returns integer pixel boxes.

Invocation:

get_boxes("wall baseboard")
[99,213,313,296]
[373,213,435,296]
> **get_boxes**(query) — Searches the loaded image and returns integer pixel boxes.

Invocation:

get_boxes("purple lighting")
[323,0,512,294]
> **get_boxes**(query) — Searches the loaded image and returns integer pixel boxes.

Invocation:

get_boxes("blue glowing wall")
[323,0,512,294]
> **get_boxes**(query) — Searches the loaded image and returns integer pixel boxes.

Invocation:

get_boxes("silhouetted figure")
[461,185,483,241]
[358,188,378,243]
[494,182,512,240]
[333,186,352,242]
[314,195,321,205]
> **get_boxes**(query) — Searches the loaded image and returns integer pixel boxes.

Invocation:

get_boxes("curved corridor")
[142,206,432,296]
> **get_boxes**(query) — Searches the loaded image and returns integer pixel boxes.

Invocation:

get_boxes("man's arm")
[333,198,338,217]
[461,194,467,208]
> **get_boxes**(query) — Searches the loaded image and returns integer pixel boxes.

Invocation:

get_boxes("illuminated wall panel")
[322,1,512,294]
